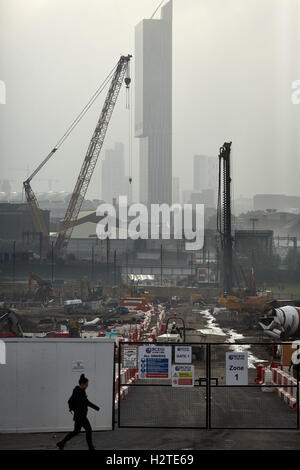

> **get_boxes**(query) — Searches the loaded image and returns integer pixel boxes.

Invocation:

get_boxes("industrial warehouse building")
[0,203,50,242]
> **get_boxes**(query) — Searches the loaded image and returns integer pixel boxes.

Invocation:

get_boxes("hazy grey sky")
[1,0,300,201]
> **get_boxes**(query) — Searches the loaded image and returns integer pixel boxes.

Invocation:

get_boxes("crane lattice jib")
[55,55,131,256]
[23,180,49,248]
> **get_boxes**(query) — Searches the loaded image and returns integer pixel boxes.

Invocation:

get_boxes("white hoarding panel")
[0,338,115,433]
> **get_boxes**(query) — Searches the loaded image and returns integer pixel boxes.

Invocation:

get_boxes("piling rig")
[217,141,233,294]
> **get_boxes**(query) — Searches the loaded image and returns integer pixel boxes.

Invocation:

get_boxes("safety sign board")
[175,346,192,363]
[172,365,194,387]
[138,346,171,379]
[226,352,248,385]
[123,347,137,368]
[72,360,85,372]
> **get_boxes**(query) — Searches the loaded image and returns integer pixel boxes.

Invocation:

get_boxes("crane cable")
[150,0,165,19]
[53,61,118,149]
[26,60,119,183]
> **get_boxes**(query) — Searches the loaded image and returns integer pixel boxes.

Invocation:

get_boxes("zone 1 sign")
[226,352,248,385]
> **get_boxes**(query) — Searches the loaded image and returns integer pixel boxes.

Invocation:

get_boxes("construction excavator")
[23,55,132,258]
[217,267,271,313]
[28,272,53,302]
[0,307,23,338]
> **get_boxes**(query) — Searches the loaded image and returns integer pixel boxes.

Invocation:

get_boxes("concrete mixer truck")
[259,305,300,340]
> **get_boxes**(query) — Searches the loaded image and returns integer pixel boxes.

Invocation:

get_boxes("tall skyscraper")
[101,142,129,203]
[135,0,172,205]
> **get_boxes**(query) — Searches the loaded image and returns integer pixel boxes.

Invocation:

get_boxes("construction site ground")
[1,301,300,450]
[1,427,300,450]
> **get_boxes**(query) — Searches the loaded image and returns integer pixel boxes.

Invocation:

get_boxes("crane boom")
[55,54,132,256]
[23,179,50,253]
[23,148,57,255]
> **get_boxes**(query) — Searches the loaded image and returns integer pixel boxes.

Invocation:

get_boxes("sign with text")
[123,347,137,368]
[226,352,248,385]
[138,346,171,379]
[175,345,192,364]
[172,365,194,387]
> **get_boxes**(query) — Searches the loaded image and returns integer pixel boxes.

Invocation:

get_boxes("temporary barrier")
[0,338,116,433]
[255,365,299,411]
[118,342,299,430]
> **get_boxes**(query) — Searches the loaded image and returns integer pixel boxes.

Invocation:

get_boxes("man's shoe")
[56,441,64,450]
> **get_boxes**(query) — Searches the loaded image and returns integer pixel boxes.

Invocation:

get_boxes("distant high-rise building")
[135,0,172,205]
[101,142,128,203]
[193,155,218,192]
[172,177,180,204]
[190,189,215,208]
[182,190,191,205]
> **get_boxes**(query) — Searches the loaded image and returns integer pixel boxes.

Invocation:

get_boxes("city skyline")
[0,0,299,201]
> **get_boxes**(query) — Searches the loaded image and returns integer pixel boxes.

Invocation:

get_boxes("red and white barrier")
[113,303,166,407]
[114,366,139,409]
[255,364,299,410]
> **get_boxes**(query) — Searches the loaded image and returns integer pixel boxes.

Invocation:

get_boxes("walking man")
[56,374,100,450]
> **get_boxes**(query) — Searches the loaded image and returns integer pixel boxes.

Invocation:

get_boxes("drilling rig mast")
[217,141,233,294]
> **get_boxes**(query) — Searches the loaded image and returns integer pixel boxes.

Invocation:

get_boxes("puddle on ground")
[198,309,266,369]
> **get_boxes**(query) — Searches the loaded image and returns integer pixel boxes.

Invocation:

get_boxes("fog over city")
[0,0,300,200]
[2,1,300,452]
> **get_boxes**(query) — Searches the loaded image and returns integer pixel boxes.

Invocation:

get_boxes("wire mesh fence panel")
[210,386,298,429]
[118,342,299,429]
[209,343,272,385]
[119,385,207,428]
[118,342,208,428]
[209,343,299,429]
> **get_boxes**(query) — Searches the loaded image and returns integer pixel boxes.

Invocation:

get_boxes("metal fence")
[117,342,299,430]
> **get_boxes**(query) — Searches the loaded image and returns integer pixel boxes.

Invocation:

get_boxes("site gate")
[117,342,300,430]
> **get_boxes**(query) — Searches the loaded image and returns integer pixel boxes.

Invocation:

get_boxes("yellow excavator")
[218,269,271,313]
